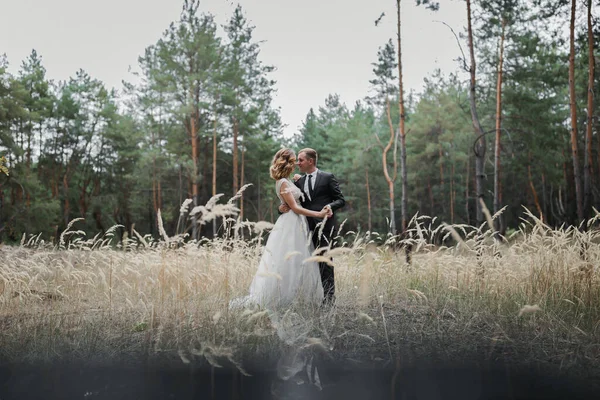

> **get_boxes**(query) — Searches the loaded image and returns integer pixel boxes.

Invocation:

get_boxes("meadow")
[1,208,600,396]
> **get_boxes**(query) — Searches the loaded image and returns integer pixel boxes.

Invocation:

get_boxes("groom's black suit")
[295,170,345,304]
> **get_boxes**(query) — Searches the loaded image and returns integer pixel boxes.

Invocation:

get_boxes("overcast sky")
[1,0,466,137]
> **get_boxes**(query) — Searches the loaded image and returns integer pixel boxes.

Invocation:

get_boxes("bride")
[231,148,328,310]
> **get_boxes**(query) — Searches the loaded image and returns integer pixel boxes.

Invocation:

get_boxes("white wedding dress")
[230,179,324,310]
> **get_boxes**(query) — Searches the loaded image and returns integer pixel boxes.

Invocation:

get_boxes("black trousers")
[308,217,336,305]
[319,262,335,304]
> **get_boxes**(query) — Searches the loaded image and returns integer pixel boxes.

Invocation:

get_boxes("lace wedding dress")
[230,179,324,310]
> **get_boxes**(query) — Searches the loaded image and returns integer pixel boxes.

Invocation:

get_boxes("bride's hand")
[319,207,329,218]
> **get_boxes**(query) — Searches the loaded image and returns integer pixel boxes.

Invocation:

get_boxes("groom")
[279,148,345,306]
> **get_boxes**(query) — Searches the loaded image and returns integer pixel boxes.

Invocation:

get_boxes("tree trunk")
[466,0,486,227]
[179,164,183,212]
[212,113,218,237]
[62,169,70,227]
[583,0,595,219]
[597,118,600,210]
[240,143,245,221]
[79,177,91,218]
[561,149,572,224]
[189,85,200,240]
[465,157,470,226]
[151,129,159,214]
[258,174,262,220]
[542,173,548,224]
[428,177,434,214]
[190,115,199,240]
[18,121,23,164]
[494,19,506,233]
[232,117,239,196]
[157,180,162,213]
[51,174,58,199]
[597,118,600,206]
[396,0,408,234]
[202,136,210,203]
[152,166,158,214]
[439,144,445,216]
[399,132,408,232]
[0,187,3,244]
[451,162,455,224]
[568,0,584,223]
[383,99,397,235]
[366,167,372,232]
[24,119,30,171]
[439,145,444,187]
[528,152,543,221]
[26,132,31,211]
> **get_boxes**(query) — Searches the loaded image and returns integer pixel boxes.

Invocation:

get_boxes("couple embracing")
[231,148,345,310]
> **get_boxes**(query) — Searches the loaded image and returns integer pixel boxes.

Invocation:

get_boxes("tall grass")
[0,198,599,382]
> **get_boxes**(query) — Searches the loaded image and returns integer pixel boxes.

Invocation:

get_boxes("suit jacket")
[294,170,345,243]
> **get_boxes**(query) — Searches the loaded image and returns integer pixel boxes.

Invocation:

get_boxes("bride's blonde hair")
[270,148,296,180]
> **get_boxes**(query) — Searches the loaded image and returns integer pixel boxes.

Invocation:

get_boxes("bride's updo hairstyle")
[270,148,296,180]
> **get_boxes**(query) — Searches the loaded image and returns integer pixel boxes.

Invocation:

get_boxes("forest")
[0,0,598,243]
[2,2,600,396]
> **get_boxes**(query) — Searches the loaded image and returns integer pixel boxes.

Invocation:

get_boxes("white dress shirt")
[304,169,318,201]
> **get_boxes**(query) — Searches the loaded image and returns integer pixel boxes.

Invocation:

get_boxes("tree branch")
[433,20,469,72]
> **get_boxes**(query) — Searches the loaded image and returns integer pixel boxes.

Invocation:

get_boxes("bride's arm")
[280,181,326,219]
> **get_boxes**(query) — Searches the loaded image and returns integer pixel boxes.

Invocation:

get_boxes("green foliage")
[0,0,597,242]
[406,71,473,223]
[367,39,397,108]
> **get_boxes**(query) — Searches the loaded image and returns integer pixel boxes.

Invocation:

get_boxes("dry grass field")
[1,209,600,397]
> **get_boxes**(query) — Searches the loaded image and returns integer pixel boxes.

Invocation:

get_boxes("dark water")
[1,359,598,400]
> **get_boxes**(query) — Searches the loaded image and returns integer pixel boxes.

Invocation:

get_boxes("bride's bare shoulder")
[278,179,297,196]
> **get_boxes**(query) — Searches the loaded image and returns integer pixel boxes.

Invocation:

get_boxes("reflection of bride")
[230,148,327,310]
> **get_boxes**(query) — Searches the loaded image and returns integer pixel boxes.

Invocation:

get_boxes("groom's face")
[297,152,311,173]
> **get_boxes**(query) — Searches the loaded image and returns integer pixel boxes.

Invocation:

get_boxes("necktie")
[308,174,315,200]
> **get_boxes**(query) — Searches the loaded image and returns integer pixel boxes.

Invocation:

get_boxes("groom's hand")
[279,203,291,213]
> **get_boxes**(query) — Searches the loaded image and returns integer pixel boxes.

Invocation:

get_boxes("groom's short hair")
[299,148,318,165]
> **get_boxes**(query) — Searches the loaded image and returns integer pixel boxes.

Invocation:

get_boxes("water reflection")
[0,307,598,400]
[1,358,598,399]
